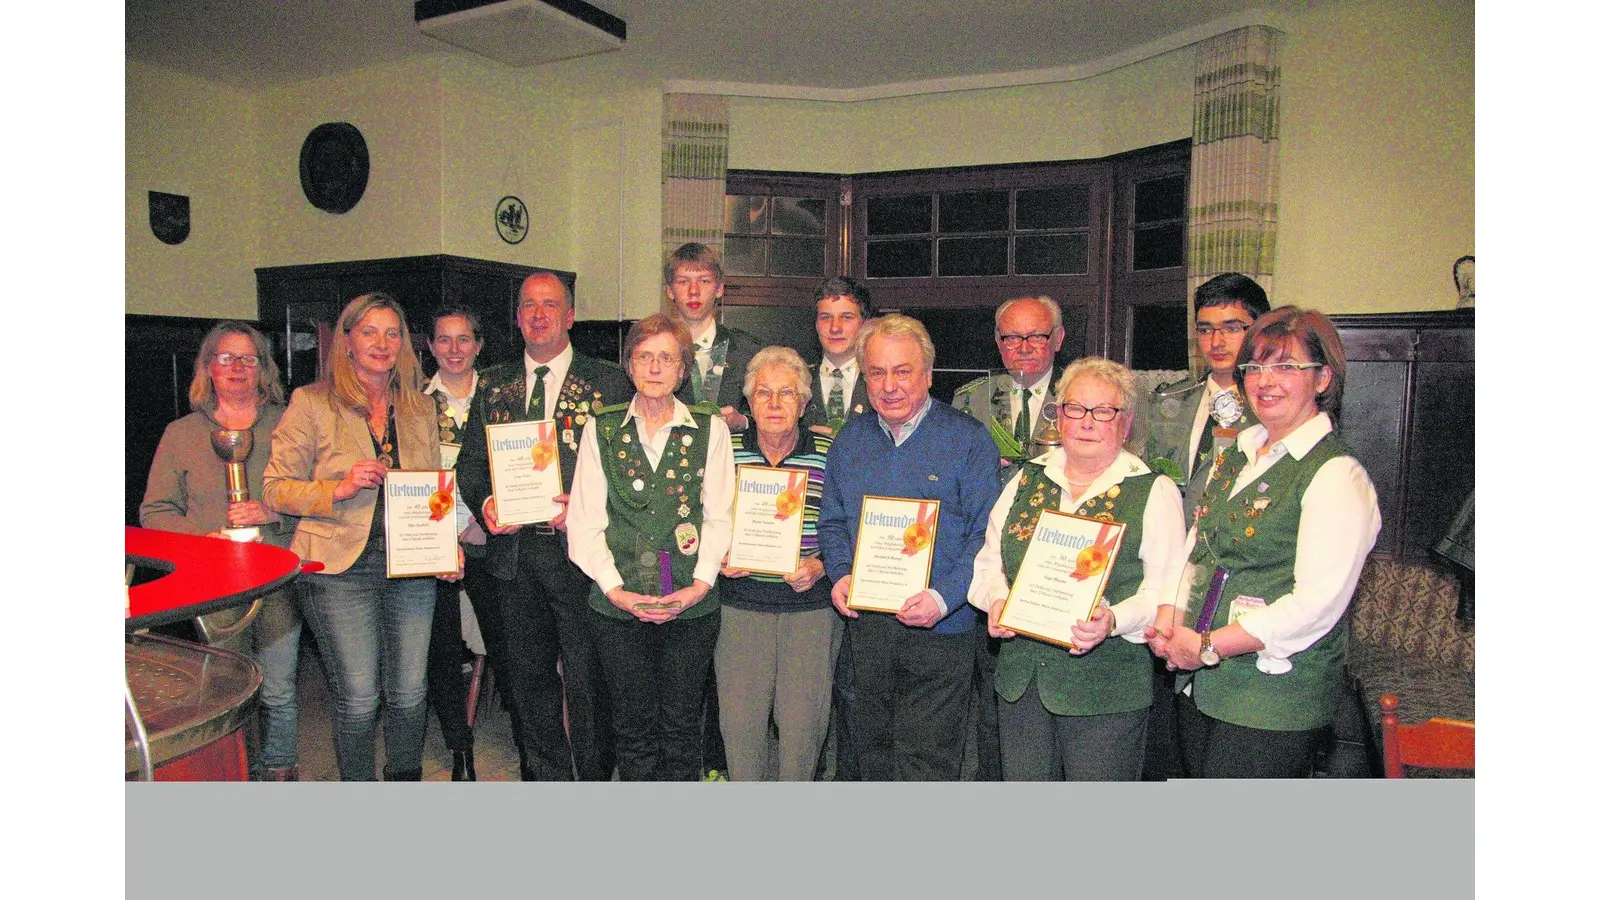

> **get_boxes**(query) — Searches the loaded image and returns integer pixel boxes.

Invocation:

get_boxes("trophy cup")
[1029,399,1063,459]
[210,429,261,542]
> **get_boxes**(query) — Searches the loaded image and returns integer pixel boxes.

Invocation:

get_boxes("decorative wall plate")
[299,122,369,214]
[496,195,528,244]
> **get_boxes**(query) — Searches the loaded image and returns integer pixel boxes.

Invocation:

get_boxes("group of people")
[139,241,1379,782]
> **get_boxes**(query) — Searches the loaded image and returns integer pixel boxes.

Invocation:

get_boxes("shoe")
[382,765,423,781]
[266,765,299,782]
[451,748,477,782]
[701,768,729,782]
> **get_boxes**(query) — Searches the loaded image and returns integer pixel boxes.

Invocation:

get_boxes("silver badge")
[1210,389,1243,427]
[632,478,645,492]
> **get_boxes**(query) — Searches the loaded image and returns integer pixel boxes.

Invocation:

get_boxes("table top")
[125,526,303,631]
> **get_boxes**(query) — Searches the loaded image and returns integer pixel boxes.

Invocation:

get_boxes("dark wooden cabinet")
[255,254,577,387]
[126,315,232,525]
[1332,309,1473,561]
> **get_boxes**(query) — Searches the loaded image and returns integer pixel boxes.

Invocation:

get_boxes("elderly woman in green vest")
[969,357,1186,780]
[567,313,735,781]
[1147,306,1380,778]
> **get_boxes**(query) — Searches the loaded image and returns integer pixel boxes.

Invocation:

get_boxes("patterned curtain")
[661,93,729,269]
[1186,25,1283,376]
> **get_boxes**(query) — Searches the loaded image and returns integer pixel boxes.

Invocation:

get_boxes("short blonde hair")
[743,346,814,410]
[856,313,934,374]
[1054,356,1137,443]
[189,321,286,411]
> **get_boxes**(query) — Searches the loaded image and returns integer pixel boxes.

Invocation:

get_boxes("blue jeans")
[254,589,304,770]
[298,547,435,781]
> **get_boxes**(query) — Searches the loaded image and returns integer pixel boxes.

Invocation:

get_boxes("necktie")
[1014,387,1032,445]
[529,365,550,419]
[690,345,710,402]
[826,369,845,421]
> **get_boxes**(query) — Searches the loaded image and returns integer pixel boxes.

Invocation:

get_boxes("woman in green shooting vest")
[970,357,1187,780]
[1148,307,1380,778]
[566,314,735,781]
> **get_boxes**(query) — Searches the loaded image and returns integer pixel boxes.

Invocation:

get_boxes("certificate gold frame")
[846,495,940,614]
[996,508,1126,649]
[727,464,809,576]
[383,469,461,579]
[484,420,565,526]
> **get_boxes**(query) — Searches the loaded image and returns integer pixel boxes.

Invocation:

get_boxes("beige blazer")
[263,382,440,575]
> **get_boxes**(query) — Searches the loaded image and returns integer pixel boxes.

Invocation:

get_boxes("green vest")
[586,407,720,621]
[1181,431,1357,731]
[994,462,1156,716]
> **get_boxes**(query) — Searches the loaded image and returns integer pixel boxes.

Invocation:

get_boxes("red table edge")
[125,526,306,631]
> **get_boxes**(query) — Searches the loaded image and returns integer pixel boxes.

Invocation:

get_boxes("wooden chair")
[1379,693,1475,778]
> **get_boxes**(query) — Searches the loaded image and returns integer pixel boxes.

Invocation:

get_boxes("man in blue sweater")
[818,314,1002,780]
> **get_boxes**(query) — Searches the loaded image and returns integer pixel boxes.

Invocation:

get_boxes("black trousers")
[590,608,720,782]
[846,613,972,781]
[1142,660,1183,780]
[424,557,498,752]
[1174,689,1327,778]
[827,622,861,781]
[497,530,616,781]
[969,613,1002,781]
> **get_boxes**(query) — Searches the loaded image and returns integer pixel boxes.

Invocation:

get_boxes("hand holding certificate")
[726,465,807,575]
[995,509,1125,649]
[384,470,462,578]
[846,496,939,613]
[485,420,564,525]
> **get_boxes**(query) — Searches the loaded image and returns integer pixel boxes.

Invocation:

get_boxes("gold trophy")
[210,428,261,542]
[1029,399,1063,459]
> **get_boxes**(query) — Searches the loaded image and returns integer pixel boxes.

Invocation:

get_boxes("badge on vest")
[1228,595,1267,625]
[675,522,699,555]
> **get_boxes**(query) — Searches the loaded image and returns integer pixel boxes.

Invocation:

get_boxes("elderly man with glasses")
[953,296,1068,464]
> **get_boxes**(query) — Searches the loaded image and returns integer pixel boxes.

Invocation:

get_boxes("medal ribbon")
[775,470,803,520]
[1069,521,1117,581]
[902,501,936,555]
[428,471,455,521]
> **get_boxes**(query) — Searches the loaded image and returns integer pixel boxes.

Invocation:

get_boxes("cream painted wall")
[126,60,261,318]
[255,56,446,268]
[1275,0,1473,313]
[439,58,572,270]
[729,49,1193,175]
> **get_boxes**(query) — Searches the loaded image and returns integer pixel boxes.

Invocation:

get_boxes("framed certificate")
[846,495,939,613]
[727,465,808,575]
[996,509,1126,648]
[384,470,460,578]
[485,420,563,525]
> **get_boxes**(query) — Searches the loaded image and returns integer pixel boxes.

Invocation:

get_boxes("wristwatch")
[1199,631,1221,667]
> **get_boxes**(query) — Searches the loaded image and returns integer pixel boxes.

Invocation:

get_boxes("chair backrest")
[1380,693,1475,778]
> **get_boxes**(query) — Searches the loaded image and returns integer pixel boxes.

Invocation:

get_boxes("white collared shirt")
[970,448,1187,639]
[567,396,735,596]
[1011,367,1052,435]
[425,370,479,428]
[1175,412,1381,673]
[819,357,859,412]
[524,343,573,416]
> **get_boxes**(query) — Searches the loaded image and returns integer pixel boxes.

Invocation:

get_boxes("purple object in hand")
[1194,566,1231,632]
[658,550,673,596]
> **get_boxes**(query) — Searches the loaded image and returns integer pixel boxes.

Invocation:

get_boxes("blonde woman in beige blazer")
[264,292,457,781]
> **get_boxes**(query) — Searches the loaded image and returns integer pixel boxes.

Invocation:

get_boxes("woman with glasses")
[567,314,735,780]
[713,346,835,781]
[1147,306,1380,778]
[141,322,305,780]
[264,293,459,781]
[969,356,1187,779]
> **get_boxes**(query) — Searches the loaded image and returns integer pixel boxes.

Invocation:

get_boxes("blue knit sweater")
[818,400,1002,634]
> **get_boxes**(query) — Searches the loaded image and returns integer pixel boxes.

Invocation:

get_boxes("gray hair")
[743,346,814,410]
[856,313,935,374]
[1054,356,1137,445]
[994,295,1063,333]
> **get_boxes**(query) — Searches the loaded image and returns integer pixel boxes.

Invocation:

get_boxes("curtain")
[661,93,729,268]
[1187,25,1283,375]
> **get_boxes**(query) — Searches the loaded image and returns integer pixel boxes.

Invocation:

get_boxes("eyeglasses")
[1194,322,1250,337]
[214,353,260,368]
[1239,362,1323,378]
[997,333,1054,350]
[751,387,801,405]
[631,351,680,368]
[1061,403,1122,422]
